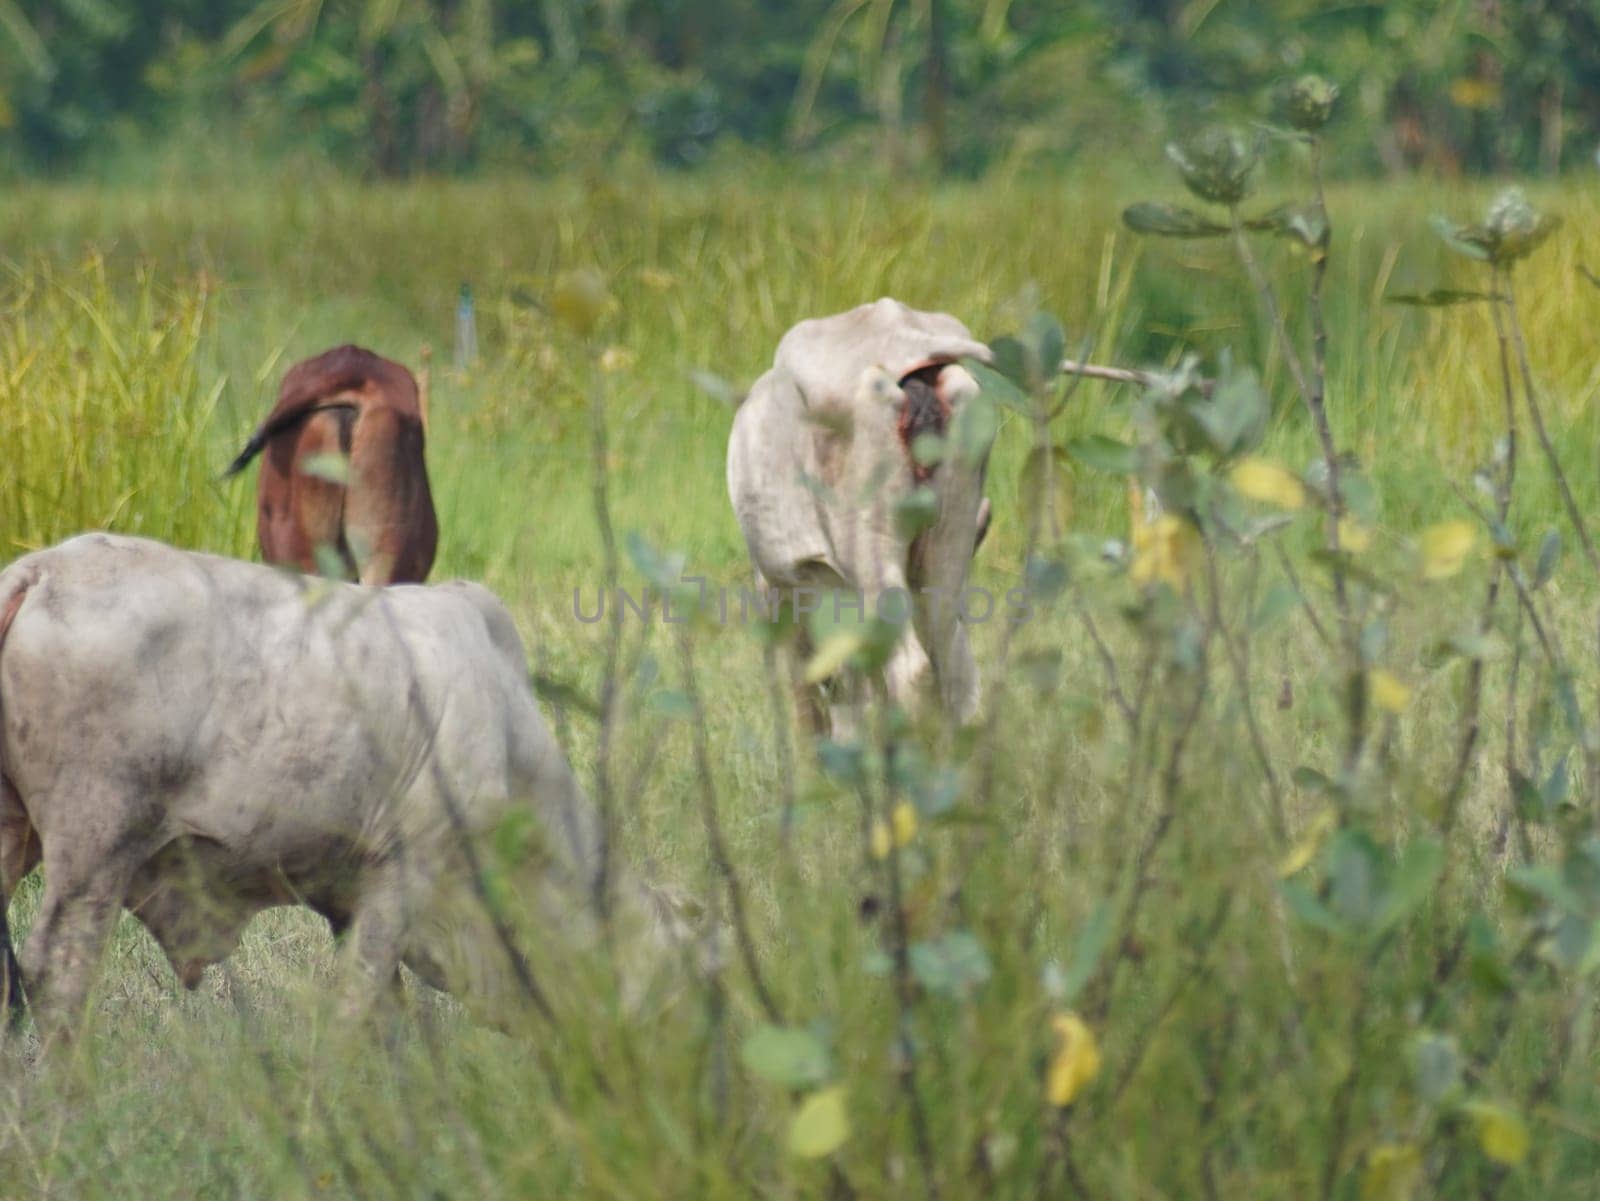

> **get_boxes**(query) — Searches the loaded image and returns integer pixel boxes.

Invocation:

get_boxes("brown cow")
[225,345,438,584]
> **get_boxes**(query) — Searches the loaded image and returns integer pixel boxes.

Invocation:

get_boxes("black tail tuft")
[0,902,22,1028]
[222,430,268,479]
[221,400,362,483]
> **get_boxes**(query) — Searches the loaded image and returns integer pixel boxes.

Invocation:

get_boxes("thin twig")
[677,628,782,1024]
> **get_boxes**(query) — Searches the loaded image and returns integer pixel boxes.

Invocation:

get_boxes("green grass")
[3,170,1600,1199]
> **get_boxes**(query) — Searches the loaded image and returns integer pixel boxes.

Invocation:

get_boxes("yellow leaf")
[1230,458,1305,509]
[1464,1102,1529,1166]
[598,345,635,374]
[550,268,614,336]
[804,631,863,684]
[870,820,892,861]
[1420,521,1477,580]
[1127,479,1147,526]
[1045,1013,1101,1107]
[1277,808,1337,878]
[1339,518,1373,554]
[788,1086,850,1159]
[1369,669,1413,716]
[891,801,918,847]
[1361,1142,1422,1201]
[1449,77,1501,109]
[1131,514,1199,592]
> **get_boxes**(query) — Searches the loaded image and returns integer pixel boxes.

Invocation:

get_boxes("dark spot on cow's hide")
[38,584,65,622]
[134,619,184,671]
[132,748,198,797]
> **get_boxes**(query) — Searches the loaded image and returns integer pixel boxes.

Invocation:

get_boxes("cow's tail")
[0,569,33,1026]
[221,400,361,480]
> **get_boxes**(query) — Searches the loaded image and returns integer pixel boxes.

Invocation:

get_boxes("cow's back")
[0,535,522,861]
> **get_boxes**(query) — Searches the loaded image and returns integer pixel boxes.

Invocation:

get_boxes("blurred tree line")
[0,0,1596,177]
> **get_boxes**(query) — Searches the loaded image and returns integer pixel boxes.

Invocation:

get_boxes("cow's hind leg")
[335,864,429,1026]
[1,777,39,1028]
[1,776,41,898]
[21,788,151,1042]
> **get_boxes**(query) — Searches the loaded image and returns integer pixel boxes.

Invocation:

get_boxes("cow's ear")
[936,363,980,407]
[858,365,903,407]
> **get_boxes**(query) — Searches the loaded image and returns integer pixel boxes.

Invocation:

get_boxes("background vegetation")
[5,0,1600,178]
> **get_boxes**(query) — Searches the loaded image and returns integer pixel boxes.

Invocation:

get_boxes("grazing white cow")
[0,533,657,1039]
[727,298,995,734]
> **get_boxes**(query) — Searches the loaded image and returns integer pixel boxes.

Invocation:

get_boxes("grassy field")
[3,166,1600,1199]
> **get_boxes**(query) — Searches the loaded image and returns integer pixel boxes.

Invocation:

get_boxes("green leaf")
[647,689,695,720]
[894,486,941,539]
[1328,830,1383,929]
[1506,864,1584,915]
[1058,902,1113,1003]
[1549,911,1593,972]
[312,543,350,580]
[966,358,1031,414]
[949,391,999,466]
[1016,647,1064,695]
[1252,582,1299,632]
[1467,913,1514,995]
[1414,1032,1462,1103]
[1280,881,1347,937]
[1533,530,1562,589]
[1372,838,1443,935]
[300,452,350,484]
[1385,289,1498,307]
[689,368,738,406]
[987,337,1031,389]
[1512,769,1546,824]
[787,1086,850,1158]
[817,739,865,787]
[1193,363,1268,456]
[1292,764,1339,796]
[1564,835,1600,909]
[1024,555,1069,602]
[1018,446,1073,530]
[1250,202,1329,250]
[624,531,684,591]
[910,931,992,999]
[1542,753,1572,814]
[1066,434,1139,475]
[1429,216,1493,262]
[1023,312,1065,386]
[914,766,962,816]
[1360,619,1388,666]
[1121,201,1229,239]
[910,432,946,469]
[530,673,601,719]
[742,1025,832,1088]
[804,630,864,685]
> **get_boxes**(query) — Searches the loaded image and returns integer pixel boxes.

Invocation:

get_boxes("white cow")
[0,533,663,1039]
[727,298,995,735]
